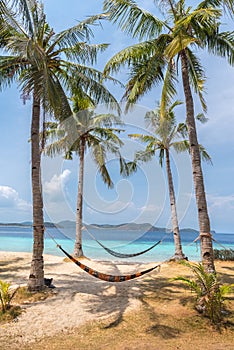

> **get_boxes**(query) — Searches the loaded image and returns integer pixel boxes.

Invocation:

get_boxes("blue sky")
[0,1,234,233]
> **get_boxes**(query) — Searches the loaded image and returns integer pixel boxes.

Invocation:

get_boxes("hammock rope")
[46,231,161,282]
[84,227,162,258]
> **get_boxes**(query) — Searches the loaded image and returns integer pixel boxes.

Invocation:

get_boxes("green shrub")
[214,249,234,261]
[173,262,234,329]
[0,280,19,313]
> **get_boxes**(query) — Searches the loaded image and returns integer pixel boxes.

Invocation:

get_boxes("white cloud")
[207,194,234,232]
[0,186,31,211]
[208,194,234,210]
[44,169,71,202]
[43,170,74,223]
[140,204,160,213]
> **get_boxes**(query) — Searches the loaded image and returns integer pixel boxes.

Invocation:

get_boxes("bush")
[173,262,234,329]
[0,280,19,313]
[214,249,234,261]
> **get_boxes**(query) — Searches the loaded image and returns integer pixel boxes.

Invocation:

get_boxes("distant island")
[0,220,202,234]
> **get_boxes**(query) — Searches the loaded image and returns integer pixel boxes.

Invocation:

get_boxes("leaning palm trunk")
[74,138,85,257]
[180,50,215,272]
[165,149,186,260]
[27,93,45,291]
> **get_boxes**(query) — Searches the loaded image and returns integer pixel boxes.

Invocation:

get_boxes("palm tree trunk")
[74,138,85,257]
[180,50,215,272]
[165,149,186,260]
[27,92,45,291]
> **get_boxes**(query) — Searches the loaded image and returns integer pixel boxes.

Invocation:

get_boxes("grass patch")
[19,302,234,350]
[0,286,55,326]
[14,286,55,304]
[0,305,22,324]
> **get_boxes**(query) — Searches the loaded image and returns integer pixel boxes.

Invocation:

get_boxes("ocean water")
[0,226,233,263]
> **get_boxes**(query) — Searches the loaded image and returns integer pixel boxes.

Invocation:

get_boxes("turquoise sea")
[0,226,233,263]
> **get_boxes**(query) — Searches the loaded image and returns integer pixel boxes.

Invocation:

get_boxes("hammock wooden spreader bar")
[57,244,160,282]
[85,229,162,258]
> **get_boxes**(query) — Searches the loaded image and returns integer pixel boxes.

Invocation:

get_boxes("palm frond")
[165,34,198,59]
[196,113,209,123]
[0,55,27,90]
[91,142,113,188]
[206,31,234,65]
[135,149,156,163]
[172,140,190,153]
[176,122,188,138]
[128,133,156,144]
[199,144,213,164]
[173,276,202,296]
[197,0,234,19]
[45,138,68,157]
[175,7,222,34]
[64,63,121,114]
[0,0,28,38]
[103,0,164,40]
[185,48,207,112]
[123,53,165,110]
[53,22,92,48]
[160,61,178,116]
[91,113,121,126]
[125,160,138,174]
[60,43,109,65]
[103,40,159,76]
[119,154,131,177]
[51,13,107,52]
[12,0,35,35]
[145,108,160,130]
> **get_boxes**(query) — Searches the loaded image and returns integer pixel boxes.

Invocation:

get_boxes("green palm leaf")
[103,0,164,40]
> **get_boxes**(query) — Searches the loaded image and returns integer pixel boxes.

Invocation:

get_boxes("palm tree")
[103,0,234,272]
[129,101,212,260]
[0,0,119,290]
[46,97,125,257]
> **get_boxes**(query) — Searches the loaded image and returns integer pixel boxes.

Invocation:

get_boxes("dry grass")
[13,286,55,304]
[1,260,233,350]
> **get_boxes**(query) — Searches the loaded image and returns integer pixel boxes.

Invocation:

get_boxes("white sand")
[0,251,160,345]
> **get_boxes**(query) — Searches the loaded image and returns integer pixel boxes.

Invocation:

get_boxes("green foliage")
[173,262,234,328]
[214,249,234,261]
[45,106,125,188]
[0,0,120,119]
[104,0,234,112]
[0,280,19,313]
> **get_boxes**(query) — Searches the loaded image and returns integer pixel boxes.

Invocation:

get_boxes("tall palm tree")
[103,0,234,272]
[129,101,212,261]
[0,0,119,290]
[46,97,125,257]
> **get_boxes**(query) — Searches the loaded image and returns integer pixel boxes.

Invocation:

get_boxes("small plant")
[0,280,19,313]
[173,262,234,329]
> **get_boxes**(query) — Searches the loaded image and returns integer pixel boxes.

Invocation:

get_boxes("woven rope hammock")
[58,244,160,282]
[85,229,162,258]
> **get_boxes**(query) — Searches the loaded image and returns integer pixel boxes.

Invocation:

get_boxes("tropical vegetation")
[0,280,19,313]
[103,0,234,272]
[128,101,212,261]
[173,261,234,329]
[0,0,118,290]
[45,97,125,257]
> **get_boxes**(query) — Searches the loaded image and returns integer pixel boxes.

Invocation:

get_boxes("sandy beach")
[0,252,159,343]
[0,251,233,350]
